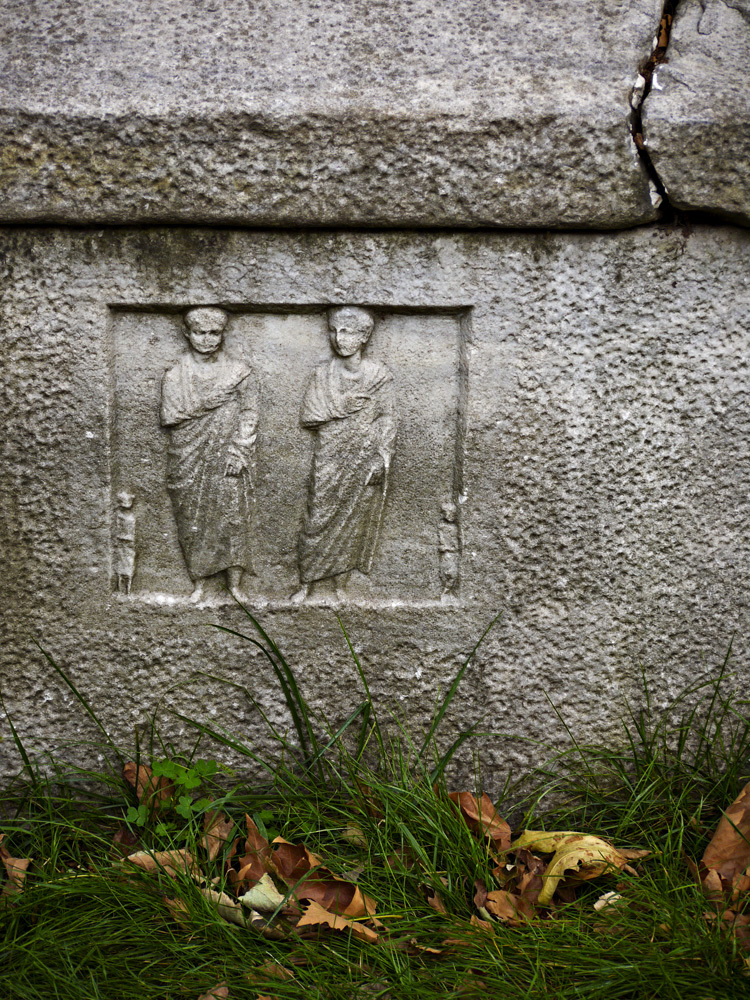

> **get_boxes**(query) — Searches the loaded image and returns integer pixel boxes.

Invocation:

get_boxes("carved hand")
[343,392,369,414]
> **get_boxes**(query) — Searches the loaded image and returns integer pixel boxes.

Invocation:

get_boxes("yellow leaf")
[510,830,583,853]
[535,835,632,906]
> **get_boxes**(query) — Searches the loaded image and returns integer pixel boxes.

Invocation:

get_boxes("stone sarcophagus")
[1,0,749,784]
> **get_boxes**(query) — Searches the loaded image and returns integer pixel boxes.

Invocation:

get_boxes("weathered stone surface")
[642,0,750,224]
[2,225,749,786]
[0,1,663,228]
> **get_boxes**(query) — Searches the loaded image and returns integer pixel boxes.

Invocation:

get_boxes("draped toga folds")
[298,358,396,584]
[160,353,258,579]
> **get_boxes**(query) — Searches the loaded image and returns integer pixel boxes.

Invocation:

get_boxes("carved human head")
[328,306,375,358]
[117,491,134,509]
[183,307,229,355]
[441,501,458,522]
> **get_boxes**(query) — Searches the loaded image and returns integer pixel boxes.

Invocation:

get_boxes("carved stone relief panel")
[4,225,750,785]
[110,306,467,605]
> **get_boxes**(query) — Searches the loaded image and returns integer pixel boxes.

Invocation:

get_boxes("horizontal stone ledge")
[0,108,659,229]
[0,0,666,229]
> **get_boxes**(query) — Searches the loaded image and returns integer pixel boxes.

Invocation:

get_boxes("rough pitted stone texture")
[642,0,750,225]
[0,0,663,228]
[1,225,750,788]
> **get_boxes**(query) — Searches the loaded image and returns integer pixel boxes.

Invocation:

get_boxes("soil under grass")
[1,619,749,999]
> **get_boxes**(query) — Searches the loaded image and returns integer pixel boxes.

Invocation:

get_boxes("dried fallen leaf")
[300,878,376,918]
[342,821,368,848]
[246,961,295,982]
[403,937,444,957]
[700,782,750,903]
[473,879,488,910]
[511,830,583,853]
[122,761,173,814]
[423,884,448,914]
[704,909,750,952]
[239,873,286,912]
[449,792,511,852]
[469,913,494,932]
[228,815,272,892]
[267,838,323,883]
[484,889,534,926]
[202,811,236,862]
[0,835,32,899]
[297,900,378,943]
[442,914,495,947]
[594,891,624,911]
[112,825,140,857]
[530,835,635,906]
[267,838,376,917]
[124,849,197,878]
[163,894,190,927]
[201,886,250,927]
[197,983,229,1000]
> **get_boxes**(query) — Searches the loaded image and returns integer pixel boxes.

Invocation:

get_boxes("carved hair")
[184,306,229,335]
[328,305,375,344]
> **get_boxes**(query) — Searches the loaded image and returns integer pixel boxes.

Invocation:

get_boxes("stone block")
[0,0,663,228]
[2,224,749,785]
[642,0,750,225]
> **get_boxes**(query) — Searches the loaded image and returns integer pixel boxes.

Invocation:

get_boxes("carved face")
[441,502,458,522]
[187,327,223,355]
[184,307,228,356]
[328,308,374,358]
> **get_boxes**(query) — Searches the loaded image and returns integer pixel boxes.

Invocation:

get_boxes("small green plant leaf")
[175,795,193,819]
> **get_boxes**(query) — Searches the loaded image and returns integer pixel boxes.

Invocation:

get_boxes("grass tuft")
[1,624,748,999]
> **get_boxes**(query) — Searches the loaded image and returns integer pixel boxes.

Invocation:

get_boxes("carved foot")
[440,591,459,606]
[228,586,267,610]
[290,585,309,605]
[190,582,209,605]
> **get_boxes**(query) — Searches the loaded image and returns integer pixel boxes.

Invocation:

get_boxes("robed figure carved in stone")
[161,307,258,603]
[292,306,397,603]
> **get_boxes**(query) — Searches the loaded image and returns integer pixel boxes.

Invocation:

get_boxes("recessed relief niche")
[110,305,467,606]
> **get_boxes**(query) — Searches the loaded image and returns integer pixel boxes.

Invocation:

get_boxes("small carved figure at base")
[292,306,397,604]
[438,501,460,604]
[115,491,136,595]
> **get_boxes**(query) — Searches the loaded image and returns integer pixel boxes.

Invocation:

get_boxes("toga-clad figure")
[292,306,397,603]
[161,307,258,603]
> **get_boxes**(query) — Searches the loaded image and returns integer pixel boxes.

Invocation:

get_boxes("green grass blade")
[225,603,321,758]
[337,615,385,755]
[417,610,502,760]
[208,624,310,761]
[31,638,121,763]
[0,686,34,780]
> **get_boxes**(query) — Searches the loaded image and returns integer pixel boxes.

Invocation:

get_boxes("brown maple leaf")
[698,782,750,904]
[448,792,511,852]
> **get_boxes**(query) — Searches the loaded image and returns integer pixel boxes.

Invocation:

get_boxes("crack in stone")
[630,0,680,219]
